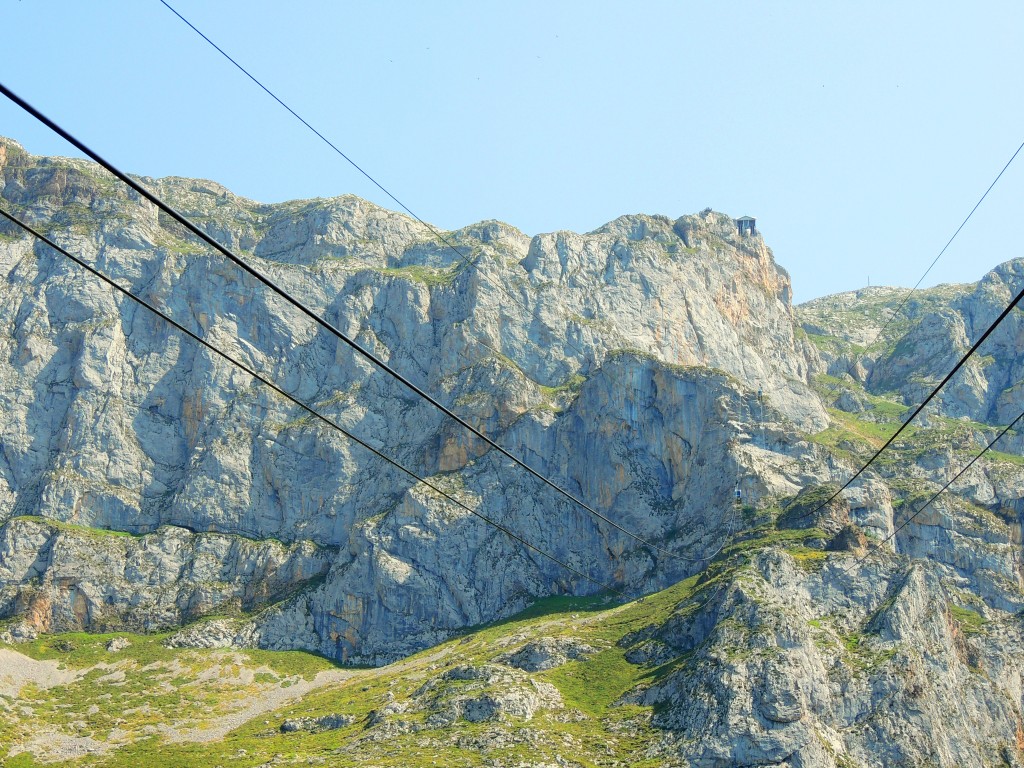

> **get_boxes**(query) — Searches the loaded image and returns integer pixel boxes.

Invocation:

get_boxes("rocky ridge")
[798,267,1024,424]
[3,516,1024,766]
[0,136,1023,766]
[0,136,831,661]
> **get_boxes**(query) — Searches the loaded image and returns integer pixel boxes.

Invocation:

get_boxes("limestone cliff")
[797,263,1024,425]
[0,136,827,660]
[2,137,1024,767]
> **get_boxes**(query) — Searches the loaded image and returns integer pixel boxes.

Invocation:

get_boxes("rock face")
[279,713,354,733]
[0,517,331,635]
[0,137,827,660]
[498,636,594,671]
[1,136,1024,766]
[630,549,1024,768]
[798,264,1024,424]
[0,134,1021,693]
[411,664,564,726]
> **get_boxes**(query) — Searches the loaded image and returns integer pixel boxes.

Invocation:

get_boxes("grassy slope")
[0,521,841,767]
[0,597,647,767]
[805,371,1020,481]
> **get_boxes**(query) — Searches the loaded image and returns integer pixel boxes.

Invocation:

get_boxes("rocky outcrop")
[164,617,259,650]
[250,355,821,664]
[498,636,594,671]
[0,517,331,636]
[0,136,1020,678]
[410,664,563,725]
[2,136,1024,767]
[631,549,1024,767]
[280,713,355,733]
[797,263,1024,425]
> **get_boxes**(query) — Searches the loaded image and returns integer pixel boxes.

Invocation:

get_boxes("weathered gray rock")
[164,617,258,650]
[498,636,594,671]
[0,517,331,635]
[798,268,1024,425]
[0,139,831,659]
[409,664,563,726]
[280,713,354,733]
[0,624,37,643]
[104,637,130,652]
[0,131,1022,730]
[630,549,1024,768]
[2,136,1024,768]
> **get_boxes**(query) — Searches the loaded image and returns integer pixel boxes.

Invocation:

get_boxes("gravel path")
[0,648,82,696]
[0,638,462,757]
[163,667,356,743]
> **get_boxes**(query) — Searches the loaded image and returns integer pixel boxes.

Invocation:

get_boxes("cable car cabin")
[736,216,756,236]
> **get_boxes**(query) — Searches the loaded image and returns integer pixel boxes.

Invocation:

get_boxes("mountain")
[799,266,1024,424]
[1,136,1023,766]
[0,136,825,661]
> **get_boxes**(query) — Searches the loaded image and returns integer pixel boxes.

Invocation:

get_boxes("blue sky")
[1,1,1021,302]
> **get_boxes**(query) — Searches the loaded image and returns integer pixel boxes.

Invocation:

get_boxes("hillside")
[4,519,1023,767]
[1,136,1023,766]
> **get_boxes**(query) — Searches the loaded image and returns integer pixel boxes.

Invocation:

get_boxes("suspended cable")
[0,82,700,565]
[0,203,628,600]
[787,279,1024,523]
[160,0,739,453]
[137,4,1024,565]
[815,137,1024,407]
[157,0,603,370]
[840,407,1024,576]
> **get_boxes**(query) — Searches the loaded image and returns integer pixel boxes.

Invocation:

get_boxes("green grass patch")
[804,331,866,357]
[458,592,614,644]
[10,631,174,667]
[537,373,586,399]
[380,263,464,287]
[244,648,340,680]
[725,526,827,557]
[2,754,43,768]
[787,546,829,570]
[987,450,1024,466]
[541,649,638,716]
[537,373,587,412]
[949,604,986,635]
[6,515,139,539]
[838,631,897,673]
[823,409,905,447]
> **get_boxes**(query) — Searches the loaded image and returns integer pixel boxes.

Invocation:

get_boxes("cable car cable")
[160,0,800,558]
[839,407,1024,576]
[786,279,1024,523]
[814,137,1024,408]
[0,82,694,565]
[0,204,629,601]
[157,0,603,371]
[157,0,724,561]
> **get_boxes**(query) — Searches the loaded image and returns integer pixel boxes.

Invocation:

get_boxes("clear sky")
[1,1,1021,303]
